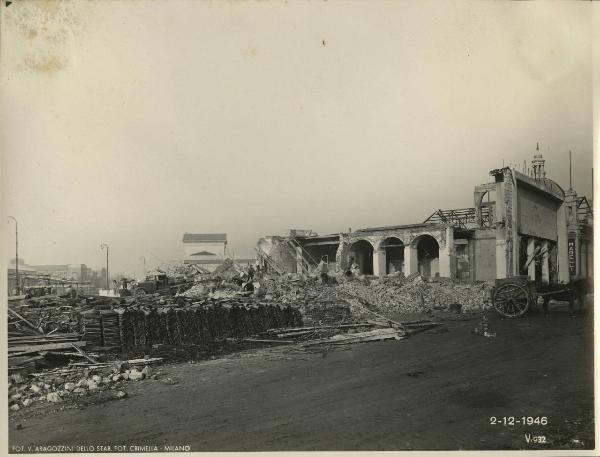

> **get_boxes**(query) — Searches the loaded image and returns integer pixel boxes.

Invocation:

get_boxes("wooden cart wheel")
[493,283,530,318]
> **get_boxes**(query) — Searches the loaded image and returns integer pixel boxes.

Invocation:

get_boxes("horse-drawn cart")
[491,276,582,318]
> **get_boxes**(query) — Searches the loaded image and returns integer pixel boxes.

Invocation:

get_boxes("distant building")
[7,259,106,295]
[31,264,70,278]
[7,259,38,294]
[182,233,255,271]
[183,233,227,259]
[182,233,227,271]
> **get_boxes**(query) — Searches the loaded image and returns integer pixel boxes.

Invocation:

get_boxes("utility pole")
[569,150,572,190]
[7,216,19,294]
[100,243,109,289]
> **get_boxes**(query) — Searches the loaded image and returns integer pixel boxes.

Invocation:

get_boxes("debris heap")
[338,274,492,314]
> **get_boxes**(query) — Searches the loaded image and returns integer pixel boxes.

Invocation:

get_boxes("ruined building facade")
[257,154,592,285]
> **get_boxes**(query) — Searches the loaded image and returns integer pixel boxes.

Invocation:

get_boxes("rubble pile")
[261,275,311,303]
[149,262,204,279]
[247,272,491,321]
[178,283,207,299]
[7,358,163,413]
[210,258,246,280]
[8,296,83,335]
[178,283,242,300]
[337,274,493,314]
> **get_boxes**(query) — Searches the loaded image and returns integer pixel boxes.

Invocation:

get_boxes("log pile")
[81,310,103,347]
[299,301,352,326]
[81,302,302,350]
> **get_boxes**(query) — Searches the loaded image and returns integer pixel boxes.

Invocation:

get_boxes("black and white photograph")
[1,0,597,454]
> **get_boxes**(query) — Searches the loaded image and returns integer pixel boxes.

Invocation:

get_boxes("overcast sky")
[1,0,595,276]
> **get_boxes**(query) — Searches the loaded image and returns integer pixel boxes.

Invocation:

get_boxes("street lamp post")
[7,216,19,294]
[100,243,109,289]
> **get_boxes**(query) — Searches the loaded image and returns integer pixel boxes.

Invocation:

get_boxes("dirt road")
[8,309,594,452]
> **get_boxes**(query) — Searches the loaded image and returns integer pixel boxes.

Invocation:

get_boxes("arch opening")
[348,240,374,275]
[380,237,404,275]
[416,235,439,278]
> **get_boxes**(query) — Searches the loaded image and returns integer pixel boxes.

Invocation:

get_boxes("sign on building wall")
[516,185,559,241]
[568,239,576,276]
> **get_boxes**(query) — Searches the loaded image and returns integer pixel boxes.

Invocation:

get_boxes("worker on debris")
[350,260,360,277]
[317,259,329,284]
[247,264,255,281]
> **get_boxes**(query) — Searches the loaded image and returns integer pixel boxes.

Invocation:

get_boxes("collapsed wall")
[257,236,297,273]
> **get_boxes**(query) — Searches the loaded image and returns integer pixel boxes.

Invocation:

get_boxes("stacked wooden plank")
[299,301,352,326]
[99,309,121,349]
[8,333,85,371]
[81,310,103,347]
[113,303,302,350]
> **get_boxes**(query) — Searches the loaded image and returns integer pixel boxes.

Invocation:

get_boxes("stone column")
[405,244,418,275]
[495,180,507,279]
[541,240,550,284]
[438,228,454,278]
[587,241,593,279]
[556,202,570,283]
[575,237,581,277]
[580,241,587,278]
[336,239,349,271]
[295,246,304,274]
[527,238,536,281]
[373,249,387,277]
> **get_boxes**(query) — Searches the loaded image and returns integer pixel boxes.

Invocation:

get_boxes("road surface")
[8,309,594,451]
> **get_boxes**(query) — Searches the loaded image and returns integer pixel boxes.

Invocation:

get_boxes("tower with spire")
[531,142,546,180]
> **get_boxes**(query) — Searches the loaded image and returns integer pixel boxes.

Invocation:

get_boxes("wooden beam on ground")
[8,333,80,340]
[302,328,405,347]
[267,323,377,334]
[7,308,44,334]
[70,342,98,364]
[242,338,295,344]
[8,338,80,345]
[8,341,86,354]
[9,355,45,366]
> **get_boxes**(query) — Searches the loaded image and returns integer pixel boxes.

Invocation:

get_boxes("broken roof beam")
[474,182,496,193]
[424,207,479,229]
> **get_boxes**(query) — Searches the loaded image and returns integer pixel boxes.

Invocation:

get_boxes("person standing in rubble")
[317,258,329,284]
[350,259,360,277]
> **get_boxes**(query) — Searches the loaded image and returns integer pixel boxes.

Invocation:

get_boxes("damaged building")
[257,153,592,285]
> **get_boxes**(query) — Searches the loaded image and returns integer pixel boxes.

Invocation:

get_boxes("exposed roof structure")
[356,222,439,233]
[576,196,593,220]
[423,207,492,229]
[182,233,227,243]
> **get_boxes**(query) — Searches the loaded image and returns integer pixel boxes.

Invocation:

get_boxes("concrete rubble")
[7,356,164,411]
